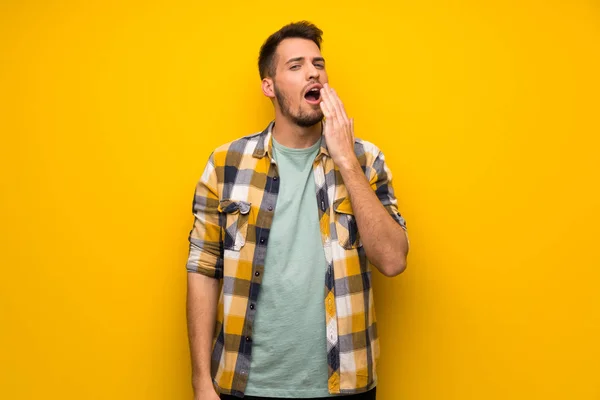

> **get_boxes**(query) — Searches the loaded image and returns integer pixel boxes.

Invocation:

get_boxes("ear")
[261,78,275,99]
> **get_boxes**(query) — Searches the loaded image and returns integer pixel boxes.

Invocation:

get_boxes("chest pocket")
[334,197,362,250]
[218,199,251,251]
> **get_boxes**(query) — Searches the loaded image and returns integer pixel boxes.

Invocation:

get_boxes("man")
[186,21,409,400]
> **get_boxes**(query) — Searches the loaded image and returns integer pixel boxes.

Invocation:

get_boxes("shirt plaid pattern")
[186,121,407,397]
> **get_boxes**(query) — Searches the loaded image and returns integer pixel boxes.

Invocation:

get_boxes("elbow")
[380,258,407,277]
[378,226,409,277]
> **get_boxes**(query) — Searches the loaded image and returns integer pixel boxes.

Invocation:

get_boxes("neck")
[271,114,322,149]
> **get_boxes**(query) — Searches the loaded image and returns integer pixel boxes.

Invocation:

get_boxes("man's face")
[270,38,329,127]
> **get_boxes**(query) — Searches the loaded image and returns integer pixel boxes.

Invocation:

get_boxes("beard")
[274,84,323,128]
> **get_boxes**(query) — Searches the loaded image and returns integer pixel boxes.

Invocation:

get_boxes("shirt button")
[254,271,260,277]
[260,238,265,244]
[245,336,251,342]
[249,304,255,310]
[268,206,273,211]
[273,176,278,181]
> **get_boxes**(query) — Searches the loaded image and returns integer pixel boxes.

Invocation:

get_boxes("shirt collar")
[252,120,330,160]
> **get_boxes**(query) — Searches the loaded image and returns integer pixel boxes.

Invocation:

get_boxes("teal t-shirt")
[244,136,332,398]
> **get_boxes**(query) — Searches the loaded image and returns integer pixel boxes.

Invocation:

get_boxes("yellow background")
[1,1,599,399]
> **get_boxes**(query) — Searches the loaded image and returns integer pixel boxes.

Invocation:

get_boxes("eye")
[315,63,325,69]
[290,65,301,70]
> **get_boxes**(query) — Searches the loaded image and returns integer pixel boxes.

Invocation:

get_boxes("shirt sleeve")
[186,153,223,279]
[369,150,409,236]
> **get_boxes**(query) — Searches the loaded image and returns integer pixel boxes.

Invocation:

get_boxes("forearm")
[338,159,409,277]
[186,272,220,393]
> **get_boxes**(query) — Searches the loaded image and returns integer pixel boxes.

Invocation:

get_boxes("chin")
[294,114,323,128]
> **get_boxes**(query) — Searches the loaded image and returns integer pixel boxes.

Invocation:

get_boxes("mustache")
[302,81,321,92]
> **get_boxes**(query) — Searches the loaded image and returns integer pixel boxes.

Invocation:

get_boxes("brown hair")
[258,21,323,79]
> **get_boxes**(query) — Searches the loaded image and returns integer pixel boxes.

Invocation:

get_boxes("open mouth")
[304,86,322,104]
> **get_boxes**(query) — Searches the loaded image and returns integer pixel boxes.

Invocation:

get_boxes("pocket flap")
[333,197,354,215]
[218,199,251,215]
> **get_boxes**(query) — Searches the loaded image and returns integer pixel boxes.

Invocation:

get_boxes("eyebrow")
[285,57,326,65]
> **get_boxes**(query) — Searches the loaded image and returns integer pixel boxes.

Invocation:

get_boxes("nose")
[306,63,320,81]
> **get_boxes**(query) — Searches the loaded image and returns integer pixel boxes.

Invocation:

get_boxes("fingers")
[319,87,333,122]
[321,84,350,134]
[319,90,329,117]
[320,84,349,127]
[329,87,350,125]
[319,94,335,124]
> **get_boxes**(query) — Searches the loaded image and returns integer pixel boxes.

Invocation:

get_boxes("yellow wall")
[1,1,599,399]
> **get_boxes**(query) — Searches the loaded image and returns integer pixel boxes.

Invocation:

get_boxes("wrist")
[192,375,214,392]
[336,156,360,172]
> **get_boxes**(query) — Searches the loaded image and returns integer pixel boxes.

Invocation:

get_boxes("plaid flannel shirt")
[186,121,407,397]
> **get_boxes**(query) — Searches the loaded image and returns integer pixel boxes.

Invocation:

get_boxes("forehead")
[275,38,322,64]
